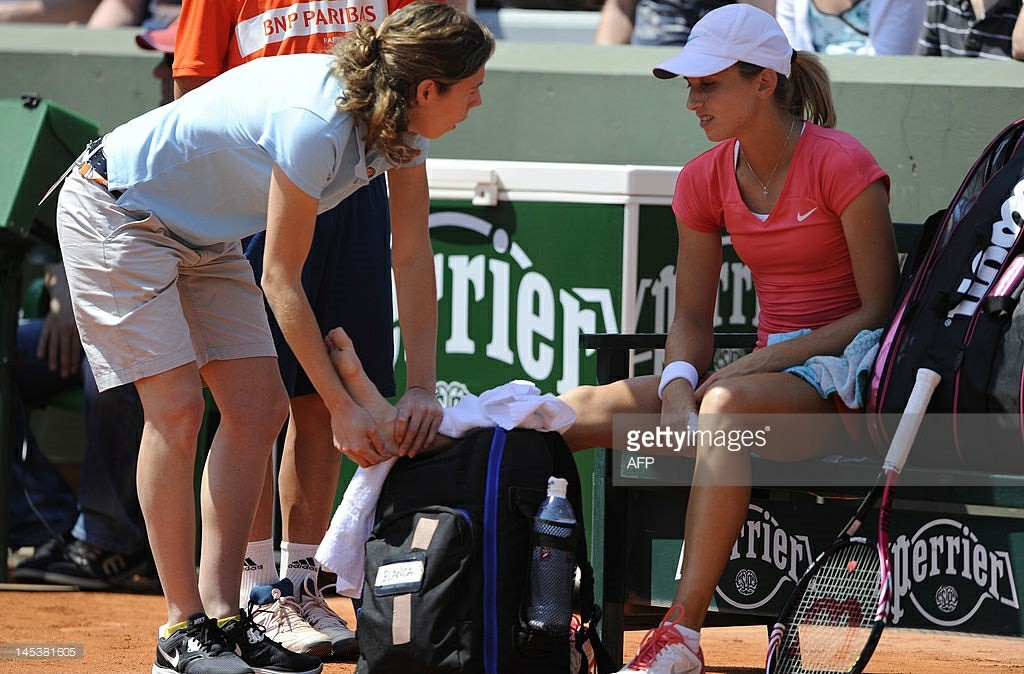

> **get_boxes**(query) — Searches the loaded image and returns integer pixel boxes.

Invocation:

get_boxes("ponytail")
[781,51,836,128]
[737,51,837,128]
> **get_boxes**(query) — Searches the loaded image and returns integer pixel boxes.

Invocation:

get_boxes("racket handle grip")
[883,368,941,473]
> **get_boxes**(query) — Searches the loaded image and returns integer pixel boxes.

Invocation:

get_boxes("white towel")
[315,457,396,598]
[316,381,576,597]
[435,380,575,437]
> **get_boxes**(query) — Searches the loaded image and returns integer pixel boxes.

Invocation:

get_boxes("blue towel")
[769,328,883,409]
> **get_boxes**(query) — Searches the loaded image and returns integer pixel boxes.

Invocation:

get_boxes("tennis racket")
[765,367,941,674]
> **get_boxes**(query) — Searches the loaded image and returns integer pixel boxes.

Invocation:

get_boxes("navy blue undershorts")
[244,175,397,399]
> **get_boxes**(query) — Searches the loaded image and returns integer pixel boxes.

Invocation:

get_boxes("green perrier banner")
[391,199,627,529]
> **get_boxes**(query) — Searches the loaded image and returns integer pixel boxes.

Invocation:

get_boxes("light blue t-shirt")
[104,53,428,248]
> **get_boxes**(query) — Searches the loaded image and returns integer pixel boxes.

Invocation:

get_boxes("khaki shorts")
[56,168,277,392]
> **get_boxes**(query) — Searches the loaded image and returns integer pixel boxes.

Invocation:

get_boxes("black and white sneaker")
[153,614,252,674]
[222,609,323,674]
[12,531,73,583]
[42,537,151,590]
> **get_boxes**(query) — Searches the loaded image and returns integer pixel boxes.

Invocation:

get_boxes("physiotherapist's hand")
[394,386,442,458]
[331,404,388,468]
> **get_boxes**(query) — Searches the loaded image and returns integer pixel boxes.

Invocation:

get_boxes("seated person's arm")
[173,76,214,99]
[39,263,82,378]
[87,0,144,27]
[740,0,777,15]
[0,0,97,23]
[661,224,720,419]
[594,0,637,44]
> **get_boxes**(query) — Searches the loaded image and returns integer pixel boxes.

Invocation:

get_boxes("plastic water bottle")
[525,476,576,634]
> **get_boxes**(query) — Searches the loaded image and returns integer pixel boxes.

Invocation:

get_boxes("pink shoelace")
[628,605,690,670]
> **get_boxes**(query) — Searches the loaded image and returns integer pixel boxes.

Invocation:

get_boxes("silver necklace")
[741,118,797,199]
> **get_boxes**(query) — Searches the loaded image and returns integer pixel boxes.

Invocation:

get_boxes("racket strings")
[775,542,882,674]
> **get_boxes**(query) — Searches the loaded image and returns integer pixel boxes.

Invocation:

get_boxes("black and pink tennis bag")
[867,118,1024,472]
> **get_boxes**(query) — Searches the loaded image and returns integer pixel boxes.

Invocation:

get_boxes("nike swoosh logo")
[160,647,180,668]
[797,208,817,222]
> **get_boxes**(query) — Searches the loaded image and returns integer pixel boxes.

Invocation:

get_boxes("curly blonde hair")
[332,1,495,165]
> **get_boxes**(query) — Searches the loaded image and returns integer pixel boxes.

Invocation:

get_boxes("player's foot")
[297,576,359,661]
[152,613,252,674]
[221,609,323,674]
[616,605,704,673]
[326,326,452,455]
[325,328,396,423]
[247,579,332,658]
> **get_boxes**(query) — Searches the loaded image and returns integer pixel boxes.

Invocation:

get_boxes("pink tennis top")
[672,123,889,348]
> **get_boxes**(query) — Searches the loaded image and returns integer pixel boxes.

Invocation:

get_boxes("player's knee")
[704,371,783,415]
[699,380,749,416]
[558,384,594,414]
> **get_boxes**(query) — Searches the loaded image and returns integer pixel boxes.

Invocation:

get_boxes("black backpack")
[354,428,615,674]
[867,117,1024,472]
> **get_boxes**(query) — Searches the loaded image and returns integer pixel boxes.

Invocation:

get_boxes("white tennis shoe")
[247,579,332,659]
[616,605,704,674]
[297,576,359,661]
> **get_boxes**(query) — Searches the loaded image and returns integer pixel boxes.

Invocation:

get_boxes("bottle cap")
[547,476,568,498]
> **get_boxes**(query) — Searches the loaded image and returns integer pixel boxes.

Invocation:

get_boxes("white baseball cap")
[653,4,794,80]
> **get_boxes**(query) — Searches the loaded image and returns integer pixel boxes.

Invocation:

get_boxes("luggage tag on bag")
[373,551,426,596]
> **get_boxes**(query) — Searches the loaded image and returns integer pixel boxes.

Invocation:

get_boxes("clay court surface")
[1,588,1022,673]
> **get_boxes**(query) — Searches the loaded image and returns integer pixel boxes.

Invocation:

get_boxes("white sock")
[668,623,701,653]
[240,539,278,607]
[280,541,320,595]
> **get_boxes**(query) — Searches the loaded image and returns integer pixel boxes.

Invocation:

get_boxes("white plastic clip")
[472,180,499,207]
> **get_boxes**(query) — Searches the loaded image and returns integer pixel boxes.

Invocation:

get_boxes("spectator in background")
[171,0,461,661]
[12,264,151,591]
[777,0,927,55]
[8,270,79,557]
[594,0,774,45]
[0,0,177,25]
[12,16,182,593]
[865,0,928,54]
[0,0,98,23]
[87,0,179,27]
[917,0,1023,59]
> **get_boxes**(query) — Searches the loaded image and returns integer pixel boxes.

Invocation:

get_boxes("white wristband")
[658,361,699,400]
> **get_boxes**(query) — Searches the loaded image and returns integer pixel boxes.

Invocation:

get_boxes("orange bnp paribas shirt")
[173,0,425,78]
